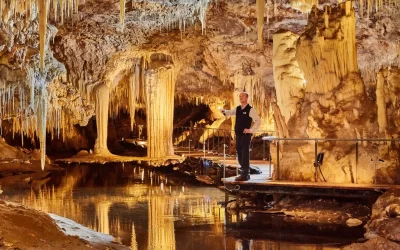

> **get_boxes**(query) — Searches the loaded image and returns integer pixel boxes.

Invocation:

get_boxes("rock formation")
[0,0,398,176]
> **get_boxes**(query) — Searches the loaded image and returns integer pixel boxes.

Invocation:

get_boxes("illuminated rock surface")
[0,0,398,176]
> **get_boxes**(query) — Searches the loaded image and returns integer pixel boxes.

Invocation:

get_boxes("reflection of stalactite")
[131,223,138,250]
[147,195,176,250]
[96,201,111,234]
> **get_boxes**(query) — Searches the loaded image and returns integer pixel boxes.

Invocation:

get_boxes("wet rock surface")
[0,201,91,250]
[342,236,400,250]
[365,189,400,242]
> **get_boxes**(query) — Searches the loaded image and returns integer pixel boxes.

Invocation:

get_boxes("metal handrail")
[262,137,400,142]
[262,136,400,185]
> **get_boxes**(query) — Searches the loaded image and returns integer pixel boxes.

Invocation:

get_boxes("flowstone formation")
[272,1,400,184]
[0,0,400,171]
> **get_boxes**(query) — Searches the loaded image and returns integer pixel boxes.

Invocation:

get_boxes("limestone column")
[144,64,175,158]
[94,84,110,155]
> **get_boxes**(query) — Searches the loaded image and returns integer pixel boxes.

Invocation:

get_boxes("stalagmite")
[94,84,110,155]
[256,0,264,46]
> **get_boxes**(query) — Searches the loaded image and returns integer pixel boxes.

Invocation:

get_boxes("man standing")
[222,92,261,181]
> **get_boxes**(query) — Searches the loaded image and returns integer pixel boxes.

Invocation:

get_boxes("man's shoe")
[235,174,250,181]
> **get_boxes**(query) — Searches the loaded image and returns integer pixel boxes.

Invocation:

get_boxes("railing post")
[263,136,266,160]
[189,139,191,157]
[207,129,210,153]
[223,143,227,179]
[314,139,318,182]
[355,140,358,184]
[229,131,232,157]
[277,140,280,180]
[218,129,220,154]
[203,139,206,159]
[212,128,215,153]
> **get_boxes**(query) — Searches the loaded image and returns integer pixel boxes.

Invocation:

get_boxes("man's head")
[239,92,249,105]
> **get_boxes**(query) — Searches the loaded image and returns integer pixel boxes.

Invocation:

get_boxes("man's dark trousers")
[236,133,251,176]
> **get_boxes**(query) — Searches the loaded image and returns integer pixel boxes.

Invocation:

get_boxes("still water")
[2,163,361,250]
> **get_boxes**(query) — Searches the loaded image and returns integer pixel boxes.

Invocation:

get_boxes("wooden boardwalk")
[223,176,399,191]
[222,174,400,198]
[176,148,400,198]
[220,164,400,198]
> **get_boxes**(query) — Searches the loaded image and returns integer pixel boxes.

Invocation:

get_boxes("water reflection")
[3,163,356,250]
[6,164,228,249]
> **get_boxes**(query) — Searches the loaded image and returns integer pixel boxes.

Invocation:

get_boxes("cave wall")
[0,0,399,175]
[272,1,400,184]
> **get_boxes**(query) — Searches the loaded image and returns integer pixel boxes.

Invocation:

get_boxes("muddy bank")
[0,200,126,249]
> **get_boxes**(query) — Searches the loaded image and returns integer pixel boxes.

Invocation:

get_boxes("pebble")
[346,218,363,227]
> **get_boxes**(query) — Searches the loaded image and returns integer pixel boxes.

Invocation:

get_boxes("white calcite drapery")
[297,2,359,94]
[273,30,305,124]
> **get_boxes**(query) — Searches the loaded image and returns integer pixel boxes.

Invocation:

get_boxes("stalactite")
[38,0,48,73]
[128,72,136,131]
[120,0,125,32]
[376,70,387,133]
[256,0,264,47]
[297,1,358,94]
[37,84,48,170]
[360,0,364,18]
[94,84,110,155]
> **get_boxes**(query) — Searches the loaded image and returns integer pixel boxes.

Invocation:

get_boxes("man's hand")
[243,128,251,134]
